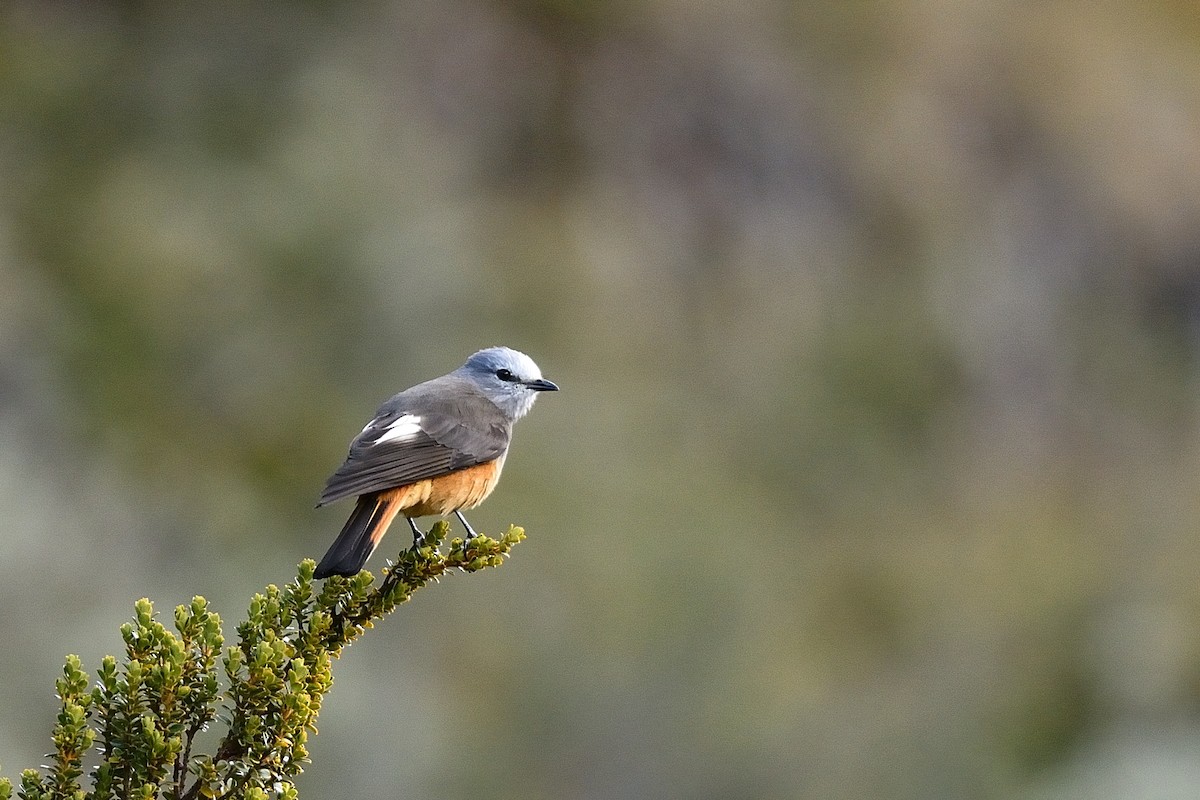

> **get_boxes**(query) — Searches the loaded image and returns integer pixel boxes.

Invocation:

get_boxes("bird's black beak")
[525,378,559,392]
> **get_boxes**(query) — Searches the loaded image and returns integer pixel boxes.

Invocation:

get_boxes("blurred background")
[2,1,1200,798]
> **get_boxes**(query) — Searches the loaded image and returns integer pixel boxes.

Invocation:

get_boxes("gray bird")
[314,346,558,578]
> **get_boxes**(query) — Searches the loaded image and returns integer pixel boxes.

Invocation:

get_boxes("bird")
[313,346,558,578]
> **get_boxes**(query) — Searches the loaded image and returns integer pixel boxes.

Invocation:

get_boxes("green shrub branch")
[0,522,525,800]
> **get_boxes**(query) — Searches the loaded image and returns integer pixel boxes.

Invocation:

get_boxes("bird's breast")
[381,456,506,517]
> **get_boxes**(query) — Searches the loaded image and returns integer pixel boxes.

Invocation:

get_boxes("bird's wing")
[318,379,511,505]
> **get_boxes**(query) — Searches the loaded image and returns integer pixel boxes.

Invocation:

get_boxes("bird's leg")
[453,510,478,542]
[407,517,424,547]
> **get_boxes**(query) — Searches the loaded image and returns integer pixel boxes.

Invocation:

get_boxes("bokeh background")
[2,2,1200,798]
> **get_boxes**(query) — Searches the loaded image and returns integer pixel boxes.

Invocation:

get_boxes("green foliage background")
[2,2,1200,798]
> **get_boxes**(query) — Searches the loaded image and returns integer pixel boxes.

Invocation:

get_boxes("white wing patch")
[373,414,423,445]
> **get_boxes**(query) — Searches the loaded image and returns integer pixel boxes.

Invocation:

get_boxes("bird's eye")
[496,368,516,382]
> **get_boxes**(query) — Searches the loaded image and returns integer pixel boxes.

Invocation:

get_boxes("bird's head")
[459,346,558,420]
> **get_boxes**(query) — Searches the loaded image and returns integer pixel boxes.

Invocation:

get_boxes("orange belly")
[377,458,505,518]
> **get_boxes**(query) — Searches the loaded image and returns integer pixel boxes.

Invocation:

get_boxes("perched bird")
[313,347,558,578]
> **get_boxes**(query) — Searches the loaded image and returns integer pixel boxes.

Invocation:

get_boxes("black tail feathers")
[314,495,390,579]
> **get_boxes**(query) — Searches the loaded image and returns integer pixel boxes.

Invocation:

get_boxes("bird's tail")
[314,492,404,578]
